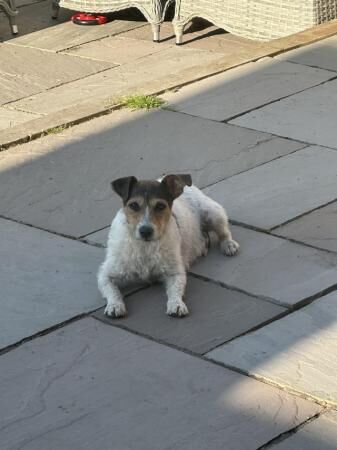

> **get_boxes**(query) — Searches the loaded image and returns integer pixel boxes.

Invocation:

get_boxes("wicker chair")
[173,0,337,43]
[0,0,18,34]
[52,0,174,41]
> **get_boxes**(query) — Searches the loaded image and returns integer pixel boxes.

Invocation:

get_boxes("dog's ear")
[111,176,138,203]
[161,174,192,200]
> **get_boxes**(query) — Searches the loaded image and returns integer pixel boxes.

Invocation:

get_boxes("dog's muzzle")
[138,225,154,241]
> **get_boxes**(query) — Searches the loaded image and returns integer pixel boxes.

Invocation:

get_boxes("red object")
[71,13,108,25]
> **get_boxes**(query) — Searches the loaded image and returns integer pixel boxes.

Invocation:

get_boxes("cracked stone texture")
[93,276,285,354]
[163,58,333,121]
[10,47,224,115]
[0,107,41,131]
[271,411,337,450]
[274,202,337,253]
[0,44,113,105]
[231,78,337,148]
[275,35,337,72]
[207,291,337,406]
[204,146,337,229]
[190,226,337,307]
[0,317,321,450]
[0,218,104,349]
[3,12,146,51]
[0,109,303,237]
[64,36,165,64]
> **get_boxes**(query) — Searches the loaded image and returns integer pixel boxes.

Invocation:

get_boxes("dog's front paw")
[221,239,240,256]
[104,302,127,318]
[167,300,189,317]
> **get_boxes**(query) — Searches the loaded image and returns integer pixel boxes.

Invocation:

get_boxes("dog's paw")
[167,301,189,317]
[221,239,240,256]
[104,302,127,318]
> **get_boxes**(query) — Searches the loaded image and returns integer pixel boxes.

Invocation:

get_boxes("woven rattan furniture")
[52,0,173,41]
[173,0,337,43]
[0,0,18,34]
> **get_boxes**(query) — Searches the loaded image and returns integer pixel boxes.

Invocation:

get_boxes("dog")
[97,174,239,318]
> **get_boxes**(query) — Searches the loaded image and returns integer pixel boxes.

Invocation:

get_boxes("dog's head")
[111,174,192,241]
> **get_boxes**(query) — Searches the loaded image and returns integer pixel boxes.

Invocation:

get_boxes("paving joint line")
[0,285,146,357]
[256,410,329,450]
[230,218,337,256]
[0,213,106,248]
[269,196,337,231]
[222,71,337,123]
[200,142,309,190]
[91,314,328,407]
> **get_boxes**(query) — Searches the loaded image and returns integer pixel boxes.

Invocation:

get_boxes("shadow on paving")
[0,39,337,449]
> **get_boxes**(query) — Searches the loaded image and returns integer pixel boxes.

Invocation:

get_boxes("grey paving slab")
[94,277,285,354]
[231,78,337,148]
[11,47,224,115]
[0,44,112,105]
[191,225,337,307]
[0,218,104,350]
[0,109,303,237]
[64,36,165,64]
[276,35,337,72]
[271,411,337,450]
[6,16,145,51]
[204,146,337,229]
[0,317,321,450]
[274,202,337,253]
[84,227,109,245]
[0,107,40,130]
[207,291,337,405]
[163,58,333,121]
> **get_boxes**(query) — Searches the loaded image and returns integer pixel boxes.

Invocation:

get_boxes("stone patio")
[1,2,337,449]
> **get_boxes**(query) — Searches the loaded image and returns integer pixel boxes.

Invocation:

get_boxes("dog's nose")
[139,225,154,240]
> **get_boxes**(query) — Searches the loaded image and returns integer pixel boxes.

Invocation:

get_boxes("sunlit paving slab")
[0,109,303,237]
[275,35,337,72]
[5,15,145,52]
[0,317,321,450]
[271,411,337,450]
[163,58,334,121]
[274,202,337,253]
[0,107,41,131]
[203,146,337,229]
[64,36,165,64]
[0,218,104,350]
[0,44,113,105]
[191,226,337,307]
[93,277,285,354]
[207,291,337,405]
[10,47,224,115]
[231,78,337,148]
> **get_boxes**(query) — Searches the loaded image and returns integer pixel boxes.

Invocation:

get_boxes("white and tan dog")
[97,174,239,318]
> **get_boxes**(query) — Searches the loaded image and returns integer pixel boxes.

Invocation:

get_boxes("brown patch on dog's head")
[111,175,192,241]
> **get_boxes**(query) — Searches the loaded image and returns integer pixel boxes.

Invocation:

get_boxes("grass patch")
[121,94,165,110]
[43,125,67,136]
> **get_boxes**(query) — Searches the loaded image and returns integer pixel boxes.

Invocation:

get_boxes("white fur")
[97,185,239,317]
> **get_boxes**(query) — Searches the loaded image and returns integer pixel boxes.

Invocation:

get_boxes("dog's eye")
[155,202,166,211]
[128,202,140,211]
